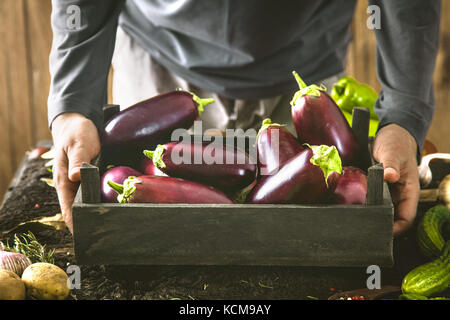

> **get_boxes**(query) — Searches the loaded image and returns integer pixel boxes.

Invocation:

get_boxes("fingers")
[67,144,94,182]
[373,137,401,184]
[381,159,401,184]
[393,219,413,237]
[50,113,101,234]
[53,148,78,234]
[390,175,420,236]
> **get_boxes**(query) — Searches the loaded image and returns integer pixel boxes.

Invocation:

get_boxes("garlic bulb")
[0,244,32,276]
[439,174,450,209]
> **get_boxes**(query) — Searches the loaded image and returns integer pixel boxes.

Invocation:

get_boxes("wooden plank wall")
[0,0,53,204]
[0,0,449,202]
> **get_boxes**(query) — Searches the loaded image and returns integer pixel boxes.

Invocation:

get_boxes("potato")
[21,263,70,300]
[0,269,26,300]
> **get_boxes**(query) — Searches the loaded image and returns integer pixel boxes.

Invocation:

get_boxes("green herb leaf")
[4,231,55,264]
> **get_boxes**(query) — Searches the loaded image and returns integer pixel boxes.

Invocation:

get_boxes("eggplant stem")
[190,92,215,116]
[290,71,326,106]
[118,176,140,203]
[258,118,285,136]
[107,180,124,194]
[292,71,307,89]
[143,145,167,168]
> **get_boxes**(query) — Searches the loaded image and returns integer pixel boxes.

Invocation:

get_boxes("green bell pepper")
[330,76,379,137]
[331,76,379,120]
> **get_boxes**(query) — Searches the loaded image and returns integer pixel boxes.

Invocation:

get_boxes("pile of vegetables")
[400,205,450,300]
[0,232,70,300]
[100,74,368,205]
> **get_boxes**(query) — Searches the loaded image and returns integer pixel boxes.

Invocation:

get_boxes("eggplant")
[107,175,235,204]
[100,166,142,202]
[101,90,214,151]
[143,142,257,192]
[290,71,360,167]
[257,118,304,175]
[139,157,167,176]
[247,144,342,204]
[331,166,367,205]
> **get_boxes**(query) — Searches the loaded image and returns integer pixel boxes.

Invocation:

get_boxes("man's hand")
[51,113,101,233]
[372,123,420,237]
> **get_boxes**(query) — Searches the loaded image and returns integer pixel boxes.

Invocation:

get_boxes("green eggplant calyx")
[307,144,343,187]
[107,177,139,203]
[290,71,326,106]
[118,176,141,203]
[189,92,215,116]
[258,118,285,136]
[107,180,124,194]
[292,70,307,89]
[143,145,167,169]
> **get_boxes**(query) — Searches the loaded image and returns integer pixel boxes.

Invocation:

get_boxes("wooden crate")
[72,107,394,267]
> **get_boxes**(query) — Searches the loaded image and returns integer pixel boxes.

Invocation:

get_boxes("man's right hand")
[51,113,101,233]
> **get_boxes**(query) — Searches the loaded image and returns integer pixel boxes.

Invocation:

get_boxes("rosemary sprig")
[3,231,55,264]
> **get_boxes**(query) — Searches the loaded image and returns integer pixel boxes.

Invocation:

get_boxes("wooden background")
[0,0,449,202]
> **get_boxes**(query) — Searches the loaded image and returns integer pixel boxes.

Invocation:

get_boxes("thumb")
[67,146,93,182]
[378,156,401,183]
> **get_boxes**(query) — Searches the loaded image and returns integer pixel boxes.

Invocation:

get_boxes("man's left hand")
[372,123,420,237]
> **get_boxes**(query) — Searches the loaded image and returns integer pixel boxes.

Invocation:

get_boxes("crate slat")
[73,203,393,267]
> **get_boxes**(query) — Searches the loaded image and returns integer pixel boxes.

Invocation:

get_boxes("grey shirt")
[48,0,441,153]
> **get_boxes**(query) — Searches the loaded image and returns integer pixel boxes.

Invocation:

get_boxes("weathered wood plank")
[366,163,384,205]
[80,163,101,204]
[0,2,14,204]
[24,0,52,143]
[0,0,38,203]
[73,203,394,267]
[352,107,371,170]
[2,0,34,169]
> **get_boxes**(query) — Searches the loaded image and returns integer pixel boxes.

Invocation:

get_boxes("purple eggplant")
[290,71,360,167]
[257,118,304,175]
[101,90,214,151]
[100,166,142,202]
[143,142,257,192]
[331,166,367,205]
[139,157,167,176]
[107,175,235,204]
[247,145,342,204]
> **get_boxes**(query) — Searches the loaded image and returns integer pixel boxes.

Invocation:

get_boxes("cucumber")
[401,240,450,297]
[399,294,450,300]
[417,205,450,260]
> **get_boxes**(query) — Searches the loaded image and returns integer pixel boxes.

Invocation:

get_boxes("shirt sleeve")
[48,0,125,133]
[369,0,441,157]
